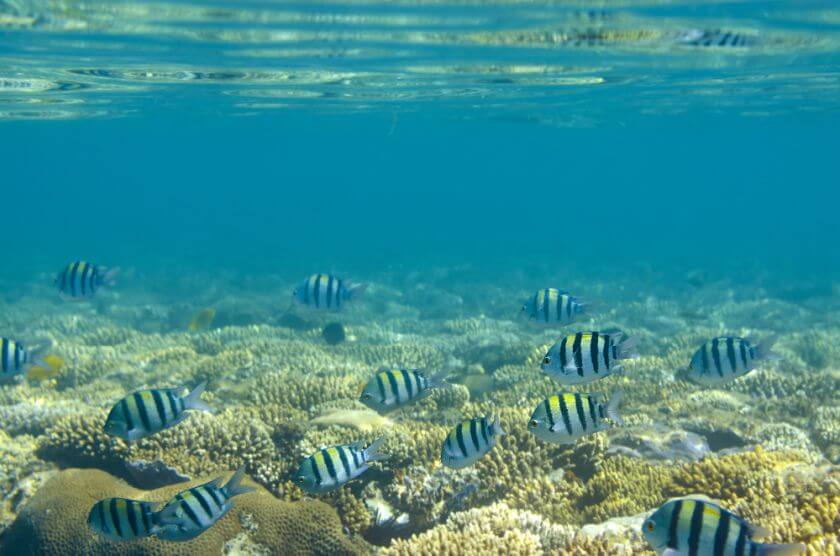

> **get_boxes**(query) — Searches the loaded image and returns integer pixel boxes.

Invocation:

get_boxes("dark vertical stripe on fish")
[303,277,310,305]
[134,392,152,431]
[400,368,414,399]
[125,499,139,537]
[543,289,550,322]
[480,418,490,445]
[559,395,573,435]
[559,336,569,370]
[140,504,151,534]
[688,501,704,556]
[337,446,353,478]
[749,542,758,556]
[469,419,481,452]
[587,395,597,424]
[590,332,600,373]
[701,343,709,373]
[191,487,213,518]
[109,499,123,538]
[739,340,749,369]
[166,391,179,420]
[336,278,342,309]
[711,339,723,377]
[97,501,107,534]
[736,527,748,556]
[79,264,87,296]
[544,399,555,429]
[455,423,468,457]
[322,450,339,482]
[1,339,8,374]
[326,275,334,309]
[556,292,563,323]
[180,497,202,527]
[121,398,134,431]
[313,275,321,309]
[713,508,730,556]
[573,333,584,376]
[566,295,573,319]
[386,371,401,404]
[151,389,167,425]
[69,262,80,297]
[574,393,587,431]
[376,374,387,403]
[603,335,611,369]
[205,485,223,508]
[726,337,738,374]
[667,499,682,549]
[309,457,322,486]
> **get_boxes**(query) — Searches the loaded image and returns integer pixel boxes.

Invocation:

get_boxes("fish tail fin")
[758,542,805,555]
[223,465,255,498]
[492,414,505,437]
[616,335,639,360]
[428,369,451,390]
[183,381,214,414]
[364,437,388,462]
[606,390,625,427]
[755,335,781,361]
[155,503,181,526]
[101,267,120,286]
[345,281,368,300]
[575,298,597,315]
[29,338,54,367]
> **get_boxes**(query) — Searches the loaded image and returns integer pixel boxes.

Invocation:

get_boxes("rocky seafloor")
[0,268,837,555]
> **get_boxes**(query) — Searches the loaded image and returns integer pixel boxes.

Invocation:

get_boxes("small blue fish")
[104,382,213,443]
[521,288,587,326]
[528,391,623,444]
[441,416,504,469]
[359,368,448,413]
[643,497,804,556]
[156,467,254,542]
[55,261,118,300]
[687,336,779,386]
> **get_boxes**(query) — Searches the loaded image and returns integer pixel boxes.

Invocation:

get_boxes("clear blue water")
[1,0,838,287]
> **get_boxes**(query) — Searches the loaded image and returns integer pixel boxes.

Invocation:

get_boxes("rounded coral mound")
[0,468,369,556]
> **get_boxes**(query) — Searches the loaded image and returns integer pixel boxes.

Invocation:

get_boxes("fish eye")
[362,393,372,401]
[543,356,551,365]
[646,521,655,532]
[297,476,305,484]
[529,419,538,428]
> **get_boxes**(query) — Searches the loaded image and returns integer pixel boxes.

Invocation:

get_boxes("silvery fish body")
[87,498,160,541]
[55,261,117,300]
[293,273,366,311]
[359,368,447,413]
[642,497,804,556]
[156,467,254,542]
[687,336,778,386]
[294,438,387,494]
[528,391,623,444]
[441,415,504,469]
[541,330,637,385]
[0,337,48,381]
[521,288,585,326]
[104,382,213,442]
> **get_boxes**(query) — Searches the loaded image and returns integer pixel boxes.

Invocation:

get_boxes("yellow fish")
[26,354,64,381]
[188,308,216,331]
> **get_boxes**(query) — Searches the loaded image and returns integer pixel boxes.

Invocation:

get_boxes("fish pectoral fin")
[549,423,567,433]
[563,363,578,374]
[747,523,772,539]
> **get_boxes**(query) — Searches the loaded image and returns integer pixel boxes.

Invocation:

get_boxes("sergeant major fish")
[642,497,804,555]
[0,337,50,382]
[521,288,587,326]
[359,368,449,413]
[293,273,367,311]
[156,466,254,542]
[294,438,387,494]
[686,336,779,386]
[87,498,161,541]
[55,261,118,300]
[528,391,624,444]
[541,330,637,384]
[441,415,504,469]
[104,382,213,443]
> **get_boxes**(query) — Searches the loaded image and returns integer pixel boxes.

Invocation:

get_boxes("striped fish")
[156,467,254,542]
[293,273,366,311]
[294,438,387,494]
[441,415,504,469]
[642,497,804,556]
[359,368,448,413]
[541,330,638,384]
[55,261,117,300]
[87,498,161,541]
[103,382,214,443]
[0,337,49,381]
[521,288,586,326]
[528,391,623,444]
[687,336,779,386]
[676,29,754,48]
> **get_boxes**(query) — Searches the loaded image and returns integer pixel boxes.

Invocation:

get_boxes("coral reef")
[0,468,369,555]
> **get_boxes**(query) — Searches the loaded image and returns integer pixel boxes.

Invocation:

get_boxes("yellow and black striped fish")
[103,382,214,443]
[156,467,253,542]
[359,368,448,413]
[0,337,49,381]
[293,273,366,311]
[521,288,587,326]
[528,391,623,444]
[55,261,117,300]
[87,498,161,541]
[441,415,504,469]
[687,336,779,386]
[541,330,637,384]
[642,497,804,556]
[294,438,387,494]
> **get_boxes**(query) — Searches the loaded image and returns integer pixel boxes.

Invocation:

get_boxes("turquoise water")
[0,1,839,555]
